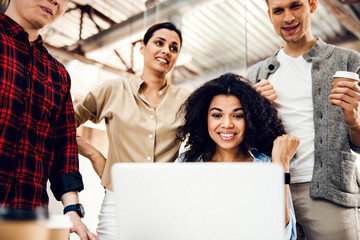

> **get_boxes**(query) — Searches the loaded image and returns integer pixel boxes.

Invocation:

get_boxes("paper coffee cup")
[47,215,73,240]
[0,207,49,240]
[332,71,360,88]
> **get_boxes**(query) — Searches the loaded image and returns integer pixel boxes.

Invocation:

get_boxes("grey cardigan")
[248,39,360,207]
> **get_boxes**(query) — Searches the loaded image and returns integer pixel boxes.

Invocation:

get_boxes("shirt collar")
[134,76,170,96]
[267,37,333,73]
[303,37,333,62]
[0,13,44,46]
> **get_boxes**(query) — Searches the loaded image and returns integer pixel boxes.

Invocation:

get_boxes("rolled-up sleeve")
[50,82,84,200]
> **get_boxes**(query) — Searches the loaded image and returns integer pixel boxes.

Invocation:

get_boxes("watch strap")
[284,173,291,185]
[63,204,77,214]
[63,203,85,218]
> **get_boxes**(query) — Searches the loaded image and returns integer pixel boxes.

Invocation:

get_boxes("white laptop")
[111,162,284,240]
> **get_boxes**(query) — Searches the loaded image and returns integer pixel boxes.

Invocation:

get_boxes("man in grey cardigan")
[248,0,360,239]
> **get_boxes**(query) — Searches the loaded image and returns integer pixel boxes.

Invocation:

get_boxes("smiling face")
[267,0,317,44]
[207,95,246,153]
[140,28,181,76]
[6,0,68,32]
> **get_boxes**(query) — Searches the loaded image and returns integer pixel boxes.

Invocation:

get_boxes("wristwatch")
[63,203,85,218]
[284,173,291,185]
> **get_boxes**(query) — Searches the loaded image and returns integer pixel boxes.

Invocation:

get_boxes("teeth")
[220,133,234,138]
[156,58,168,64]
[284,24,298,30]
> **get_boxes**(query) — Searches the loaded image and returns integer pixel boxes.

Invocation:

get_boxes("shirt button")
[150,115,154,119]
[148,134,153,139]
[147,156,151,161]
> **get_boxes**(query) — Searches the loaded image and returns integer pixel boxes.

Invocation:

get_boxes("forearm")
[277,163,290,225]
[77,138,106,179]
[61,191,79,207]
[283,163,290,225]
[284,184,290,226]
[78,138,103,161]
[271,135,299,227]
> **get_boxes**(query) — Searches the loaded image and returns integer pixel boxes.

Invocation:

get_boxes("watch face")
[77,204,85,218]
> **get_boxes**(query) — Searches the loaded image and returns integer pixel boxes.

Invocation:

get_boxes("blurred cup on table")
[333,71,360,88]
[0,206,49,240]
[47,214,73,240]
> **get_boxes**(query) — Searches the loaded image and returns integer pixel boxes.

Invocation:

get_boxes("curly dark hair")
[177,73,286,162]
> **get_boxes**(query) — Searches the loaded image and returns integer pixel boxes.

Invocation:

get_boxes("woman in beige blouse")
[74,22,189,240]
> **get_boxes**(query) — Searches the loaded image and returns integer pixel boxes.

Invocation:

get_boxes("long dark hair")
[143,22,182,47]
[177,73,285,162]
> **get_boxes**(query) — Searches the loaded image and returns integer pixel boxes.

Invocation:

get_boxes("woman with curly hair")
[176,73,299,240]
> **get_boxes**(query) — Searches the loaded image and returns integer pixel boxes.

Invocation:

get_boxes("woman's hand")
[271,134,300,227]
[271,134,300,172]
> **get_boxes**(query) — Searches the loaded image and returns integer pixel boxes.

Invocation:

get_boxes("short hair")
[143,22,182,47]
[265,0,311,6]
[177,73,286,162]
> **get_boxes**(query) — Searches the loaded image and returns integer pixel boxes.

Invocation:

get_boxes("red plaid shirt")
[0,14,83,210]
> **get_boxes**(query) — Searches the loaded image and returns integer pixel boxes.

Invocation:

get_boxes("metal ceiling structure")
[0,0,359,100]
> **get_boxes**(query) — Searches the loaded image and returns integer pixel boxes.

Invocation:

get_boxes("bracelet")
[284,173,291,185]
[347,122,360,128]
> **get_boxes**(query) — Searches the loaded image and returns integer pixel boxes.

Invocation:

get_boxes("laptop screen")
[111,162,284,240]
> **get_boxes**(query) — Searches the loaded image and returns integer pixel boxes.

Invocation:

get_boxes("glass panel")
[142,0,247,89]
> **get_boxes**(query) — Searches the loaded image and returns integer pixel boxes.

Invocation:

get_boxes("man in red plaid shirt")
[0,0,97,239]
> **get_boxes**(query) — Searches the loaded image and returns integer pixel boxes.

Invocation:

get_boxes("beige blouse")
[75,77,190,190]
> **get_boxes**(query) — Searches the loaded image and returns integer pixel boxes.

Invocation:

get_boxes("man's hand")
[61,192,98,240]
[253,79,277,103]
[66,211,98,240]
[271,134,300,172]
[329,80,360,128]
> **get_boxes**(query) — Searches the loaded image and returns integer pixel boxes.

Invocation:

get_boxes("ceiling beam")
[44,43,132,76]
[321,0,360,39]
[65,0,210,53]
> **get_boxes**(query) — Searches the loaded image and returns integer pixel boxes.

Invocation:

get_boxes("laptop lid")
[111,162,284,240]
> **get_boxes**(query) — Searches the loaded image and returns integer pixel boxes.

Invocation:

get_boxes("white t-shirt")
[268,49,314,183]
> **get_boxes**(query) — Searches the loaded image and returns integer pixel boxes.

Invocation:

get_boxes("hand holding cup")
[332,71,360,89]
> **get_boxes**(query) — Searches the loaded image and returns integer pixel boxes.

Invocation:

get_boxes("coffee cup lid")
[47,215,73,229]
[333,71,360,81]
[0,207,48,221]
